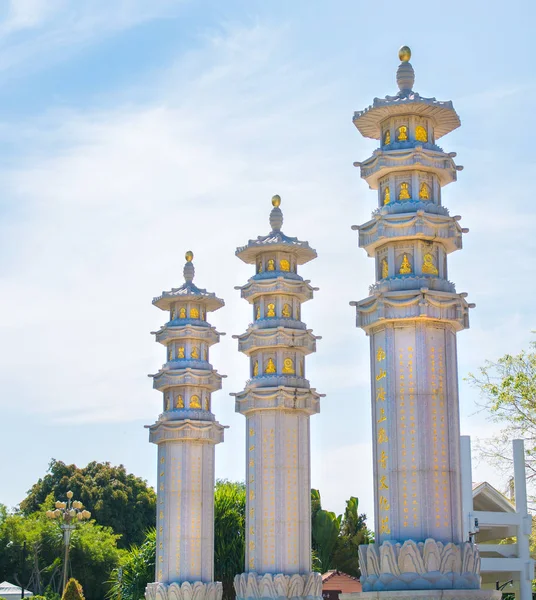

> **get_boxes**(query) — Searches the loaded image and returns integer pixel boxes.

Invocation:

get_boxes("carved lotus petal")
[288,574,305,598]
[303,572,322,597]
[274,574,288,597]
[365,543,381,577]
[423,538,442,572]
[398,539,426,574]
[440,542,462,574]
[156,583,169,600]
[260,574,276,598]
[380,541,401,576]
[245,572,260,599]
[168,583,182,600]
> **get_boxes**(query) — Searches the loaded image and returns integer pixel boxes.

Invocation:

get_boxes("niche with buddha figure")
[266,257,276,272]
[394,119,409,142]
[264,355,277,374]
[264,297,277,318]
[377,248,389,280]
[417,172,433,202]
[396,248,414,275]
[379,178,391,207]
[395,174,412,201]
[382,125,391,146]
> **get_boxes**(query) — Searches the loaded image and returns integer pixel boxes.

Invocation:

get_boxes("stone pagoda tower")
[145,251,226,600]
[347,48,499,599]
[232,196,323,600]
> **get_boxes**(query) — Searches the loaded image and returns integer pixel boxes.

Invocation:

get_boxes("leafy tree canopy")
[20,459,156,548]
[467,340,536,497]
[0,495,123,600]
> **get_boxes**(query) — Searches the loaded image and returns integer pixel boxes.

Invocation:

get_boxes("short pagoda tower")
[232,196,323,600]
[346,47,500,600]
[145,251,226,600]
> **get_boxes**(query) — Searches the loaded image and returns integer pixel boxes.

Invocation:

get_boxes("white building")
[0,581,33,599]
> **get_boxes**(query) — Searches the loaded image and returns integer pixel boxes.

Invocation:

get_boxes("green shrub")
[61,578,85,600]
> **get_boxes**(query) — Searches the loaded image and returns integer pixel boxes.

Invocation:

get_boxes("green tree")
[61,578,85,600]
[107,530,155,600]
[311,490,341,573]
[467,341,536,496]
[214,480,245,600]
[331,496,373,577]
[21,460,156,548]
[0,496,123,600]
[311,491,373,576]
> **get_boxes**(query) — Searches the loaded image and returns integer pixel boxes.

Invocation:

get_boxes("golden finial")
[271,194,281,208]
[185,250,194,262]
[398,46,411,62]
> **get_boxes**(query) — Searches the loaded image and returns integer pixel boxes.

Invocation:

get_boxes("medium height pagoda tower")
[232,196,323,600]
[348,48,499,599]
[146,252,226,600]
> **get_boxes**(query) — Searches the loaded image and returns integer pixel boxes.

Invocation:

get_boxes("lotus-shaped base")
[234,572,322,600]
[145,581,223,600]
[359,539,481,592]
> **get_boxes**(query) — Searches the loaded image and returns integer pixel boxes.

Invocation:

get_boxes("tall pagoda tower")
[145,252,226,600]
[232,196,323,600]
[348,48,499,599]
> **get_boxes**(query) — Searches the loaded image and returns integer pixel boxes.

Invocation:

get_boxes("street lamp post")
[46,491,91,595]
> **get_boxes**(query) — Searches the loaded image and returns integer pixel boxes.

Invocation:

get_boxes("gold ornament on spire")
[272,194,281,207]
[399,46,411,62]
[185,250,194,262]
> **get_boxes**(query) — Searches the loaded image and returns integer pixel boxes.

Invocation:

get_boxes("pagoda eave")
[357,211,464,256]
[147,418,226,445]
[357,148,459,189]
[351,288,472,333]
[353,96,461,140]
[154,324,223,346]
[232,386,322,416]
[153,292,224,312]
[236,243,317,265]
[238,277,317,302]
[151,368,225,392]
[237,327,318,355]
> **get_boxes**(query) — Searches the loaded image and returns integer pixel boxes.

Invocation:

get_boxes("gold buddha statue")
[258,260,263,273]
[397,125,408,141]
[265,358,276,374]
[176,395,184,409]
[383,186,390,205]
[171,308,176,320]
[384,129,391,145]
[282,358,295,374]
[203,394,210,411]
[267,258,275,271]
[415,125,428,142]
[191,346,199,359]
[190,306,199,319]
[422,253,439,275]
[381,258,389,279]
[266,303,276,317]
[280,259,290,272]
[190,395,201,409]
[178,346,185,359]
[398,182,410,200]
[399,254,412,274]
[179,306,186,319]
[419,182,430,200]
[253,360,259,376]
[255,305,260,320]
[282,303,291,318]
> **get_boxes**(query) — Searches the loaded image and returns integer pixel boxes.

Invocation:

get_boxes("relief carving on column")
[234,572,322,600]
[146,581,223,600]
[358,539,481,592]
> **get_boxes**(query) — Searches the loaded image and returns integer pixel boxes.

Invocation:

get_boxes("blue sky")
[0,0,535,524]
